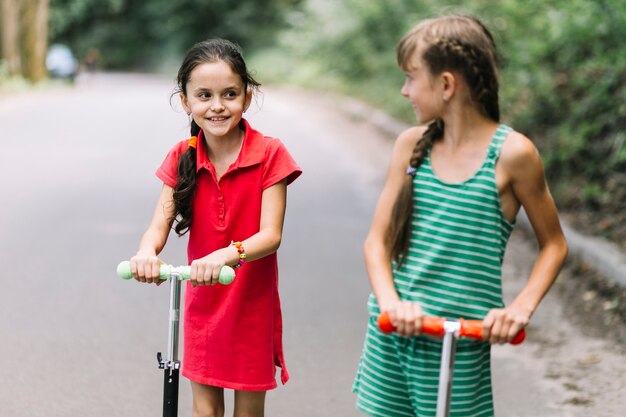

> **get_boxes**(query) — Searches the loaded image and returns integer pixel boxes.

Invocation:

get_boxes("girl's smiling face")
[181,60,251,141]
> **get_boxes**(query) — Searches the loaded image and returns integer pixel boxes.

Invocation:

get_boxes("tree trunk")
[20,0,48,82]
[0,0,22,76]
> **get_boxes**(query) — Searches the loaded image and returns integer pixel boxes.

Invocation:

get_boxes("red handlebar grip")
[421,317,445,337]
[459,319,526,345]
[377,312,445,336]
[510,329,526,345]
[459,319,526,344]
[377,313,526,345]
[459,319,483,340]
[377,311,396,334]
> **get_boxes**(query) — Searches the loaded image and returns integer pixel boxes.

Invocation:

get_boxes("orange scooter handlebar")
[377,311,526,345]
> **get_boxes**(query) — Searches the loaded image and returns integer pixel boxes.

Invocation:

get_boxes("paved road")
[1,74,624,417]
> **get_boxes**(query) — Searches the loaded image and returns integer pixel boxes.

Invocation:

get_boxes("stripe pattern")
[354,125,514,417]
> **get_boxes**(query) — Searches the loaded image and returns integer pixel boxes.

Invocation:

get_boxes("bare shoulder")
[392,126,427,160]
[499,130,544,175]
[396,126,427,149]
[388,125,427,171]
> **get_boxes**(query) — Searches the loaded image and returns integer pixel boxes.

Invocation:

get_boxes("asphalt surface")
[1,74,624,417]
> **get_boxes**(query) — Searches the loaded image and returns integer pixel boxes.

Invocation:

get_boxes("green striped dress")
[353,125,515,417]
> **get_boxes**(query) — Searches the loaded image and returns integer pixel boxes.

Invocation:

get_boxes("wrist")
[136,248,157,257]
[509,299,535,319]
[231,241,246,268]
[377,295,400,312]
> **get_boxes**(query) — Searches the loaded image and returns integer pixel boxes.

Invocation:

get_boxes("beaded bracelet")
[231,241,246,268]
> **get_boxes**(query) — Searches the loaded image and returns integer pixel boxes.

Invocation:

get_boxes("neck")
[440,108,498,148]
[204,127,244,158]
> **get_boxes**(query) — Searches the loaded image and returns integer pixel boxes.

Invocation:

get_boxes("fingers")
[382,305,528,343]
[130,255,161,284]
[484,308,528,344]
[387,301,423,337]
[190,260,224,287]
[482,311,495,342]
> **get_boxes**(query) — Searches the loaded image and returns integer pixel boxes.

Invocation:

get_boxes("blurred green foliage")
[252,0,625,225]
[47,0,625,234]
[49,0,303,71]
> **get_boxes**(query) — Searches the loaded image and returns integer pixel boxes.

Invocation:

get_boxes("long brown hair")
[388,16,501,264]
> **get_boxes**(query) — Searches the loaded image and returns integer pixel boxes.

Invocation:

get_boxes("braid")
[428,38,500,121]
[453,40,499,121]
[388,119,444,264]
[410,118,444,168]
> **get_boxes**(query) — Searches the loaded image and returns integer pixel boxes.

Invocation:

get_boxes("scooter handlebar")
[116,261,235,285]
[377,311,525,345]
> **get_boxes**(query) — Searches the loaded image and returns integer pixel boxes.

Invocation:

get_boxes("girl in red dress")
[129,39,301,417]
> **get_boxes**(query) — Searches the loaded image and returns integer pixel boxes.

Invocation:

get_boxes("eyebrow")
[193,85,242,93]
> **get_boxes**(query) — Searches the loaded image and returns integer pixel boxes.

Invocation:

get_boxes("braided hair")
[171,39,260,236]
[388,16,501,264]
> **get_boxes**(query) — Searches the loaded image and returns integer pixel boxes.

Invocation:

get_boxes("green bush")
[252,0,625,226]
[49,0,304,70]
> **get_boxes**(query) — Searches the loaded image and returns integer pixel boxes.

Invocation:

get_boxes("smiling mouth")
[207,116,228,122]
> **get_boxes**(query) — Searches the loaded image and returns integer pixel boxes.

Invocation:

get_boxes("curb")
[339,95,626,289]
[517,211,626,288]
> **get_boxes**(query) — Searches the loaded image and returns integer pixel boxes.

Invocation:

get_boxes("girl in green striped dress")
[353,15,568,417]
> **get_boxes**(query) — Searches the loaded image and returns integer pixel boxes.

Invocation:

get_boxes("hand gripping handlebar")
[116,261,235,285]
[377,311,526,345]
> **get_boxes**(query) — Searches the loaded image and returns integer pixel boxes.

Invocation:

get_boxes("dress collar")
[196,118,266,172]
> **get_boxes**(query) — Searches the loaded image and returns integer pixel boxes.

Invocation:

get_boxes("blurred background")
[1,1,625,416]
[2,0,624,247]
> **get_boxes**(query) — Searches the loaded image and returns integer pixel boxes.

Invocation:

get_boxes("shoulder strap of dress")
[487,124,513,161]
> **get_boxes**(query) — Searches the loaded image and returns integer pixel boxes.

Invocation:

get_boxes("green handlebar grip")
[217,266,235,285]
[116,261,235,285]
[116,261,133,280]
[158,264,180,280]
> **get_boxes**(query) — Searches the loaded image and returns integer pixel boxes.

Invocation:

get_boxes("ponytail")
[172,122,199,236]
[190,119,201,137]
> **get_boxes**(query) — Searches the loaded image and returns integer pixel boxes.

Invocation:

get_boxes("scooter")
[377,312,525,417]
[116,261,235,417]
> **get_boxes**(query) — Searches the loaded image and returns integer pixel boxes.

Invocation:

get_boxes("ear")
[180,93,191,114]
[440,71,458,102]
[243,89,252,112]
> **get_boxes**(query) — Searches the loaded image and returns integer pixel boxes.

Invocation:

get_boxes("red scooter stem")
[377,311,526,345]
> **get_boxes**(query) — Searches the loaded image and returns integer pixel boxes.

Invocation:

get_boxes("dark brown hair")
[171,39,260,236]
[388,16,501,263]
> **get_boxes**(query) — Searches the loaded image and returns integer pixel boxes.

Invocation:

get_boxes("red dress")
[156,119,301,390]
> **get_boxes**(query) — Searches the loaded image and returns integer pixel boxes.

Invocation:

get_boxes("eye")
[198,92,211,99]
[224,90,239,99]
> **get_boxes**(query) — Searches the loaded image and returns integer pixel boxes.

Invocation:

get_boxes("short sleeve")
[262,139,302,190]
[156,140,188,187]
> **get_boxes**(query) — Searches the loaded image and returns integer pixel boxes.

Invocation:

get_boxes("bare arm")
[131,184,176,283]
[364,126,426,336]
[484,132,568,343]
[190,179,288,286]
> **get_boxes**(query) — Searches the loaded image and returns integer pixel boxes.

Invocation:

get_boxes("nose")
[210,98,225,112]
[401,80,409,97]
